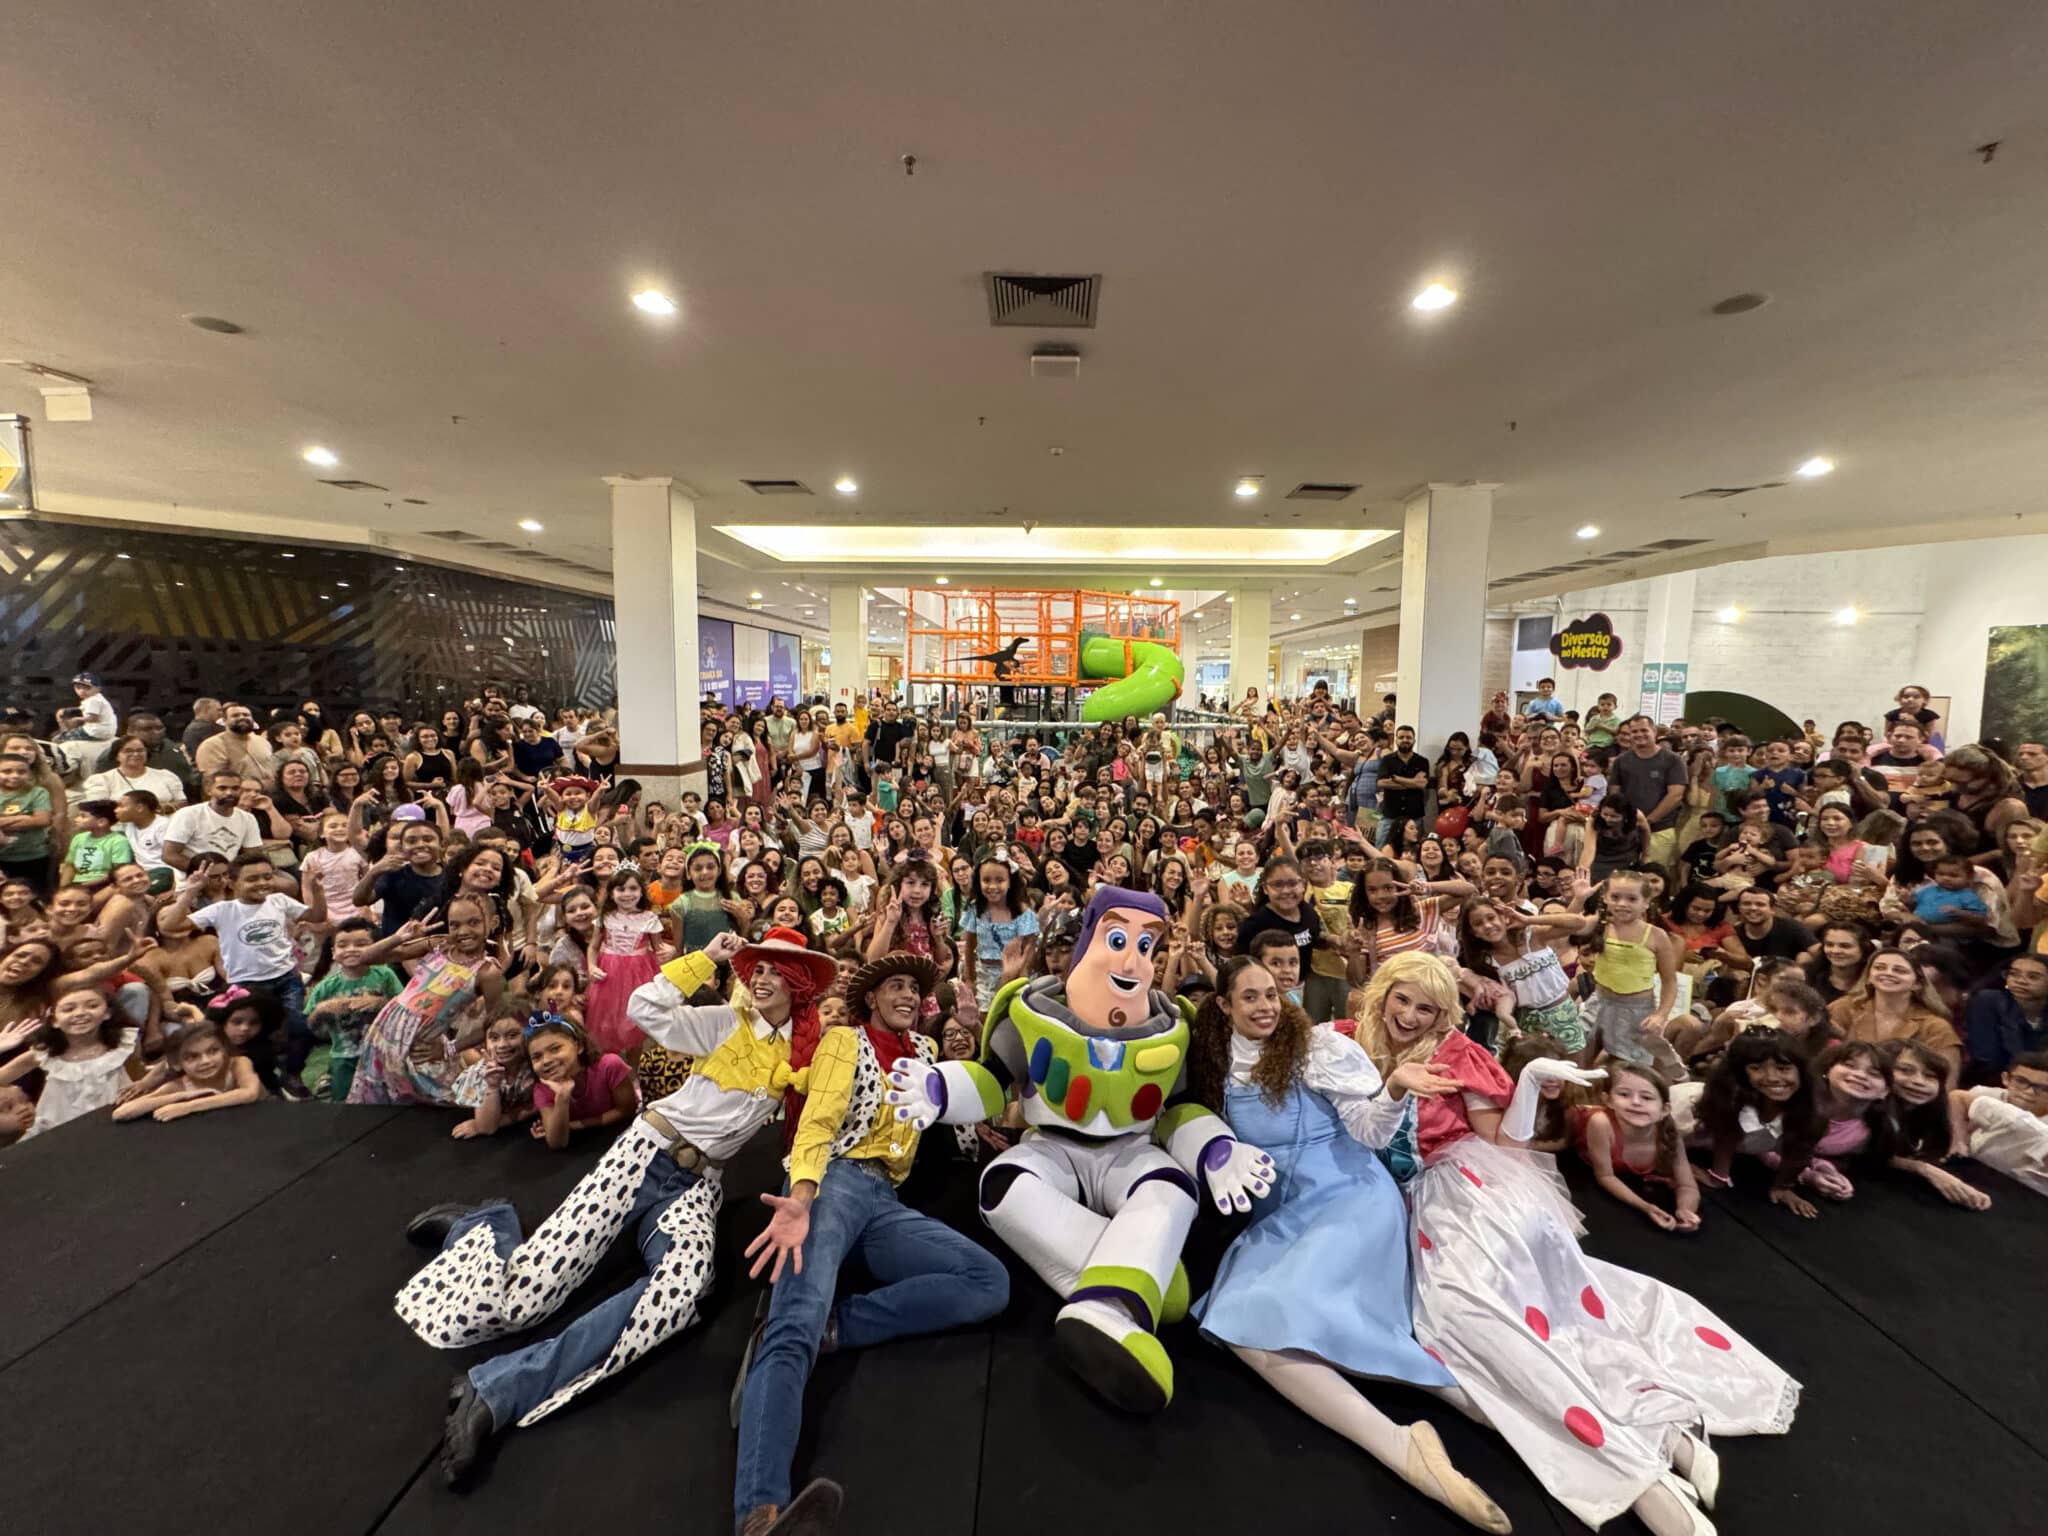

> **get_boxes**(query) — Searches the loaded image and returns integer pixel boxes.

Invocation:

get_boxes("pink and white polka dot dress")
[1402,1033,1799,1527]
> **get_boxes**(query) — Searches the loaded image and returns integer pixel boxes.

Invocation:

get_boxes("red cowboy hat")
[733,926,838,994]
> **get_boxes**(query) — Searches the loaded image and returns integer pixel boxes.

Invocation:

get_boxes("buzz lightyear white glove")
[1502,1057,1607,1143]
[1201,1138,1277,1214]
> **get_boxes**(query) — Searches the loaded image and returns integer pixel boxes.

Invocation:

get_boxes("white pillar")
[829,583,868,710]
[1639,570,1698,724]
[1228,589,1272,710]
[606,475,701,802]
[1395,483,1494,756]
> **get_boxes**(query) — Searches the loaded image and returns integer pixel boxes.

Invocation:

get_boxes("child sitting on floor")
[113,1022,263,1124]
[526,1013,635,1150]
[450,1010,538,1140]
[1571,1061,1701,1232]
[1951,1049,2048,1197]
[0,987,141,1138]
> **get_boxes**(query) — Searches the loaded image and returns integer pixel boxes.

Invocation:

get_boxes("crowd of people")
[5,665,2046,1535]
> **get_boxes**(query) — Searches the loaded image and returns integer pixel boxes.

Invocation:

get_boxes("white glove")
[1202,1138,1276,1213]
[1502,1057,1607,1143]
[885,1059,945,1131]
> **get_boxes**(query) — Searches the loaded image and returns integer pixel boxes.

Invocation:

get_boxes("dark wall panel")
[0,518,617,728]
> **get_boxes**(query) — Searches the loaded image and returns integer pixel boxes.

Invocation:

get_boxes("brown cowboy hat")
[839,951,942,1019]
[733,926,838,994]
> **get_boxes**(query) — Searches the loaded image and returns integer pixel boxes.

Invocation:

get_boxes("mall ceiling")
[3,3,2047,646]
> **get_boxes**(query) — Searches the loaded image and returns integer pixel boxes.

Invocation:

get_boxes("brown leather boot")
[738,1477,845,1535]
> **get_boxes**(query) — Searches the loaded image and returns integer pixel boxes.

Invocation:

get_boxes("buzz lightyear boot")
[1055,1298,1175,1415]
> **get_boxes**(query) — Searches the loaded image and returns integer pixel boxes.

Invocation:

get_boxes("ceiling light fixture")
[1576,524,1600,540]
[280,552,295,559]
[631,288,677,317]
[935,576,949,586]
[1411,282,1458,312]
[518,518,544,533]
[1148,578,1163,588]
[1290,613,1303,621]
[1717,606,1742,623]
[1796,456,1836,479]
[747,590,763,601]
[302,446,339,468]
[833,476,858,495]
[1224,595,1235,604]
[1834,606,1860,625]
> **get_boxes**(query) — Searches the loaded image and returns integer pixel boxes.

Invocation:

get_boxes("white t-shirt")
[846,808,877,850]
[123,816,169,874]
[83,766,187,810]
[78,691,118,741]
[510,703,545,723]
[191,892,308,982]
[164,802,262,864]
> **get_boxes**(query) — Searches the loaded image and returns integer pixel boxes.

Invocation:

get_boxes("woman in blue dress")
[1188,956,1511,1533]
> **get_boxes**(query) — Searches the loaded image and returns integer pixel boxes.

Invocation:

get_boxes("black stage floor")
[5,1104,2045,1535]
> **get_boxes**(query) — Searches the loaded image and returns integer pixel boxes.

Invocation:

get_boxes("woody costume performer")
[392,927,834,1501]
[729,949,1010,1536]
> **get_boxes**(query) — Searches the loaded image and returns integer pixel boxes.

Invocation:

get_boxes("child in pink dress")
[583,869,672,1058]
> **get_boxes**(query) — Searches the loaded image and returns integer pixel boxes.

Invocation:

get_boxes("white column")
[828,583,868,710]
[606,475,701,801]
[1228,589,1272,709]
[1639,570,1698,723]
[1395,483,1494,756]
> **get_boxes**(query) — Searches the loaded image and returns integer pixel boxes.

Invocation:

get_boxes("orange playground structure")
[905,587,1185,720]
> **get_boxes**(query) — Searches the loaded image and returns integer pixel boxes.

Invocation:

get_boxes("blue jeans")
[732,1159,1008,1527]
[458,1158,699,1427]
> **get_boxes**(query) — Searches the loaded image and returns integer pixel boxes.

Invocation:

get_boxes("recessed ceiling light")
[1796,456,1835,479]
[302,446,339,468]
[748,591,763,601]
[279,552,295,559]
[1148,578,1163,588]
[833,476,858,495]
[1343,596,1358,606]
[116,552,131,560]
[427,591,437,598]
[1289,613,1303,621]
[1717,606,1742,623]
[337,581,350,588]
[631,288,677,317]
[1834,606,1859,625]
[935,576,950,586]
[1411,283,1458,312]
[518,518,544,533]
[1576,524,1600,540]
[1234,477,1261,499]
[1224,595,1235,604]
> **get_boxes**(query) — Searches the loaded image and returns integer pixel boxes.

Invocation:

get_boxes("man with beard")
[731,952,1010,1534]
[162,770,263,871]
[193,702,276,783]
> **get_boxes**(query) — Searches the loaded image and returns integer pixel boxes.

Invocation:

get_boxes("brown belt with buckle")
[640,1109,721,1172]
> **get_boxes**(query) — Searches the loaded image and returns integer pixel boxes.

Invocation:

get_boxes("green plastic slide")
[1078,631,1185,721]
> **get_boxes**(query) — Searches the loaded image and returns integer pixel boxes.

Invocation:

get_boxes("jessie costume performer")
[392,928,833,1487]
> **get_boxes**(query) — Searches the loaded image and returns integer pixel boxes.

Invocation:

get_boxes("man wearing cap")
[731,950,1011,1536]
[394,927,837,1492]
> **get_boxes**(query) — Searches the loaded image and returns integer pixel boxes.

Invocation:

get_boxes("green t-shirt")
[307,964,405,1059]
[0,784,53,859]
[65,828,134,886]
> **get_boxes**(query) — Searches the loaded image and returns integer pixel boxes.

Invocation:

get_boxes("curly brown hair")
[1188,955,1314,1111]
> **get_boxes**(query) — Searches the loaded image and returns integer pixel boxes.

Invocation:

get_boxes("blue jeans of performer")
[732,1158,1009,1528]
[458,1158,698,1428]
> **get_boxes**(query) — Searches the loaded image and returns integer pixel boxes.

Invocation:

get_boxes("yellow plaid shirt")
[788,1026,922,1188]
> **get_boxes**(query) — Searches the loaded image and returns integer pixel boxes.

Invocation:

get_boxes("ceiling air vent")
[740,479,813,496]
[985,272,1101,329]
[319,478,390,493]
[1643,537,1710,550]
[1286,482,1360,502]
[1680,483,1785,501]
[424,529,482,542]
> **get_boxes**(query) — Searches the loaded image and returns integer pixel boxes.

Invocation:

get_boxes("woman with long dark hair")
[1185,956,1504,1532]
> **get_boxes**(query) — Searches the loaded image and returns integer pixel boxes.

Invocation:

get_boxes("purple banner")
[699,617,734,706]
[768,629,800,704]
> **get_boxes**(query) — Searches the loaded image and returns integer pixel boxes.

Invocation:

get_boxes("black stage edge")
[4,1104,2045,1535]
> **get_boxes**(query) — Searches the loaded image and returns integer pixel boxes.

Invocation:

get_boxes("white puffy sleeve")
[1302,1026,1413,1149]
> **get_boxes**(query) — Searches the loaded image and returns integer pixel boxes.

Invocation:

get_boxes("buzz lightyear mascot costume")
[886,886,1273,1413]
